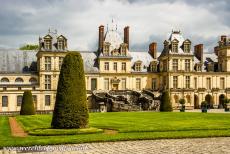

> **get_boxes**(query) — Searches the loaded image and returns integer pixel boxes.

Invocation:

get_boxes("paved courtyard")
[1,137,230,154]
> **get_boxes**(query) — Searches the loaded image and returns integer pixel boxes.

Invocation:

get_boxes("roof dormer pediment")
[57,35,67,40]
[172,39,179,43]
[44,34,52,39]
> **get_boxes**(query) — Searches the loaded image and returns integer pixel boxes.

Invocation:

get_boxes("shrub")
[179,98,186,112]
[179,98,186,105]
[51,52,89,129]
[20,91,35,115]
[160,90,172,112]
[223,98,230,109]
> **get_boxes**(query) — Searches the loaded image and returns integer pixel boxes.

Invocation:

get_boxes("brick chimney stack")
[194,44,203,62]
[124,26,129,49]
[98,25,104,51]
[149,42,157,59]
[221,35,227,45]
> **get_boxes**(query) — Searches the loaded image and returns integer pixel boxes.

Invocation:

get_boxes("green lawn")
[1,112,230,147]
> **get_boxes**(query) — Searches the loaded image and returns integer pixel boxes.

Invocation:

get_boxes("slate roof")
[0,49,37,73]
[130,51,154,72]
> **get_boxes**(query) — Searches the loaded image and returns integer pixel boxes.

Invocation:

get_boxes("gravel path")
[1,137,230,154]
[9,117,27,137]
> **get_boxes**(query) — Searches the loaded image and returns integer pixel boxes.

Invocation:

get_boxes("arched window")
[29,78,37,84]
[15,78,24,83]
[1,78,9,83]
[174,95,179,104]
[186,95,191,104]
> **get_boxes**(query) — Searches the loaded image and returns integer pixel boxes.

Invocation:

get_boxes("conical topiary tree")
[51,52,89,129]
[20,90,35,115]
[160,90,172,112]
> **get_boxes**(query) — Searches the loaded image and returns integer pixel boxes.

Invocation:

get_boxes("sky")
[0,0,229,52]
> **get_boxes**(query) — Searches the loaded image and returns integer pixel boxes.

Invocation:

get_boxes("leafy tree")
[20,91,35,115]
[19,44,38,50]
[160,90,172,112]
[51,52,89,129]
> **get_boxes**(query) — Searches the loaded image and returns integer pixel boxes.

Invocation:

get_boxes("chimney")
[98,25,104,51]
[221,35,227,45]
[149,42,157,59]
[124,26,129,49]
[194,44,203,62]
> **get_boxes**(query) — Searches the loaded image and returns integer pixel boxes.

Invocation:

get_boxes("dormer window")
[103,43,110,56]
[150,62,157,72]
[184,44,190,53]
[58,40,64,50]
[135,61,142,71]
[120,44,127,56]
[183,39,191,53]
[172,43,178,53]
[44,39,52,50]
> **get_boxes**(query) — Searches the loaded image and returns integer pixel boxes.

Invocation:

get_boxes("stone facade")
[0,22,230,112]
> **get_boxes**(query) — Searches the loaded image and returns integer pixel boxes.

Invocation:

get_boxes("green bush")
[160,90,172,112]
[20,91,35,115]
[51,52,89,129]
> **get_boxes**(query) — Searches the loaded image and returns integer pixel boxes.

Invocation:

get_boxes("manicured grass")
[1,112,230,147]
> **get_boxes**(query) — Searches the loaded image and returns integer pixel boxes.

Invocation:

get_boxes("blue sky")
[0,0,229,52]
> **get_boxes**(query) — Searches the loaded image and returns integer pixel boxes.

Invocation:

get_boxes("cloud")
[0,0,229,53]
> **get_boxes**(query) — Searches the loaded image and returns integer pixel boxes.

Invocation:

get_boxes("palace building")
[0,21,230,113]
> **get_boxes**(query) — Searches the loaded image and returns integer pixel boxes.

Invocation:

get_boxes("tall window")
[2,96,8,107]
[184,44,190,53]
[17,95,23,106]
[185,76,190,89]
[220,78,225,90]
[59,57,64,70]
[206,78,211,90]
[135,63,141,71]
[152,78,157,90]
[172,43,178,53]
[113,62,117,71]
[45,57,51,70]
[172,59,178,71]
[45,75,51,90]
[173,76,178,89]
[57,40,64,50]
[185,59,190,72]
[104,78,109,90]
[91,78,97,90]
[121,78,126,90]
[104,62,109,70]
[136,78,141,90]
[194,77,197,89]
[44,40,52,50]
[122,62,126,71]
[45,95,51,106]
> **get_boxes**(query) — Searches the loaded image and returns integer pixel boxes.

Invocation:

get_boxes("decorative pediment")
[57,35,67,40]
[111,77,120,84]
[44,34,52,39]
[172,39,179,43]
[184,39,191,44]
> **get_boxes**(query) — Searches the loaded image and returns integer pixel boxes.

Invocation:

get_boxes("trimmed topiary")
[160,90,172,112]
[20,90,35,115]
[51,52,89,129]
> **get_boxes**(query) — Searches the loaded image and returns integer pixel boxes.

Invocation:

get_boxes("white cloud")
[0,0,229,52]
